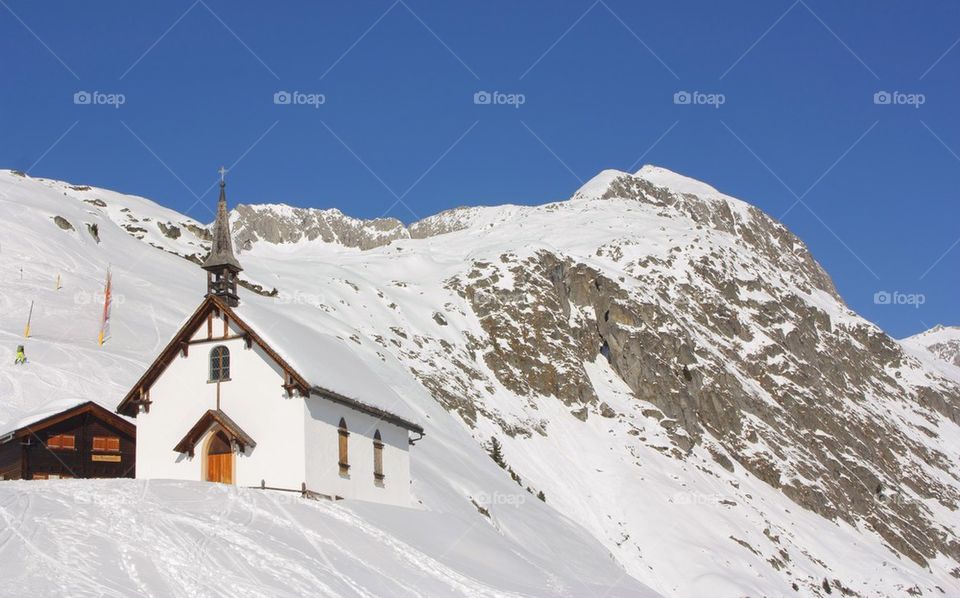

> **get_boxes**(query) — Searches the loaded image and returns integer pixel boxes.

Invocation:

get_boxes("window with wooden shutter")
[373,430,384,483]
[47,434,75,450]
[92,436,120,452]
[338,418,349,476]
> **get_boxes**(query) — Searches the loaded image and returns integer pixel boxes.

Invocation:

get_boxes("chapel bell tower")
[202,167,242,307]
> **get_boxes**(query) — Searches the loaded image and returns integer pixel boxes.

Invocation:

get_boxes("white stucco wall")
[136,317,306,490]
[304,398,412,507]
[136,311,415,507]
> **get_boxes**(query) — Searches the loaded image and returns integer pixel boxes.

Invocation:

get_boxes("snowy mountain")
[903,325,960,369]
[1,166,959,597]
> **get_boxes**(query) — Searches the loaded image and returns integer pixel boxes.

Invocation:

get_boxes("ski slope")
[0,479,648,597]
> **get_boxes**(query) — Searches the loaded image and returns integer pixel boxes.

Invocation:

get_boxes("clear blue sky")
[1,1,957,338]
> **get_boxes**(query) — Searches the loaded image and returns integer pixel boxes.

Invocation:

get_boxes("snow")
[0,398,87,438]
[233,300,419,422]
[0,479,651,597]
[635,164,722,197]
[900,325,960,383]
[571,169,628,200]
[0,166,958,596]
[0,170,653,596]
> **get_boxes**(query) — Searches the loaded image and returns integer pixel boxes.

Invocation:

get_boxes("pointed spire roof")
[202,180,242,272]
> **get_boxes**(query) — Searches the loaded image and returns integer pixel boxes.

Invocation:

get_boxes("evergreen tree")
[537,490,546,502]
[488,437,506,468]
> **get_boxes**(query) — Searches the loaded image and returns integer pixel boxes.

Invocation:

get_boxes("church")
[116,176,424,507]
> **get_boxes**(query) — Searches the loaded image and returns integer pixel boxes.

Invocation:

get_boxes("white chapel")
[116,176,424,507]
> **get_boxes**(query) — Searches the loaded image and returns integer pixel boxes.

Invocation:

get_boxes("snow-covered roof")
[0,399,85,439]
[0,399,133,441]
[116,294,422,432]
[233,299,421,428]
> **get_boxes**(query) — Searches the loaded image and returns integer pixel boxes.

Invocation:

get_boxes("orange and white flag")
[97,267,112,346]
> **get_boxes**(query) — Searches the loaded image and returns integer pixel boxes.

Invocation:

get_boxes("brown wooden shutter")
[374,441,384,479]
[339,432,349,465]
[49,434,76,450]
[338,419,349,475]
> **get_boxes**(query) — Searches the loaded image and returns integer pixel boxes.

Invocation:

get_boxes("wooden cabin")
[0,401,136,480]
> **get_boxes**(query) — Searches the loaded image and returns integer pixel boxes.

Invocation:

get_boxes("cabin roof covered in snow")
[0,400,135,442]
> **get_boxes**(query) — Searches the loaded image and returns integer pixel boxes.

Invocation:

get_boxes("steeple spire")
[202,168,242,306]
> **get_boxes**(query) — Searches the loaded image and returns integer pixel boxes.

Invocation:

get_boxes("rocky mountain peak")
[229,203,409,251]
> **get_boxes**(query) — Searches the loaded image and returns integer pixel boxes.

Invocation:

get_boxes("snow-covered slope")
[1,166,959,597]
[0,479,646,597]
[0,170,652,597]
[902,325,960,371]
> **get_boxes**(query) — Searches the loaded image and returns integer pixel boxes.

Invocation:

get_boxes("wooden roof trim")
[117,296,221,415]
[2,401,135,444]
[117,296,423,435]
[309,386,424,434]
[173,409,256,456]
[117,295,310,416]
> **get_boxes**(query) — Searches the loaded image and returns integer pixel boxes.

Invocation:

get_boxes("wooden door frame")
[201,426,235,485]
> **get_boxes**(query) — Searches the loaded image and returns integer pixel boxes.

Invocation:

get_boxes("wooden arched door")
[205,430,233,484]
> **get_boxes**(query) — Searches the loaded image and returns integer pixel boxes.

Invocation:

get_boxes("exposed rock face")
[231,204,409,251]
[53,216,74,231]
[226,202,535,250]
[86,223,100,243]
[434,170,960,568]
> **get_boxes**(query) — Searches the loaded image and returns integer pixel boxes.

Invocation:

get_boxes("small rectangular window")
[47,435,75,450]
[92,436,120,452]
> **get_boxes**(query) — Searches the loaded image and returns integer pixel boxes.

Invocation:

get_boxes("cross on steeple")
[218,166,228,185]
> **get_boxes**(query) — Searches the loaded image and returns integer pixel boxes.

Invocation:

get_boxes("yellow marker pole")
[55,274,61,290]
[24,301,33,338]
